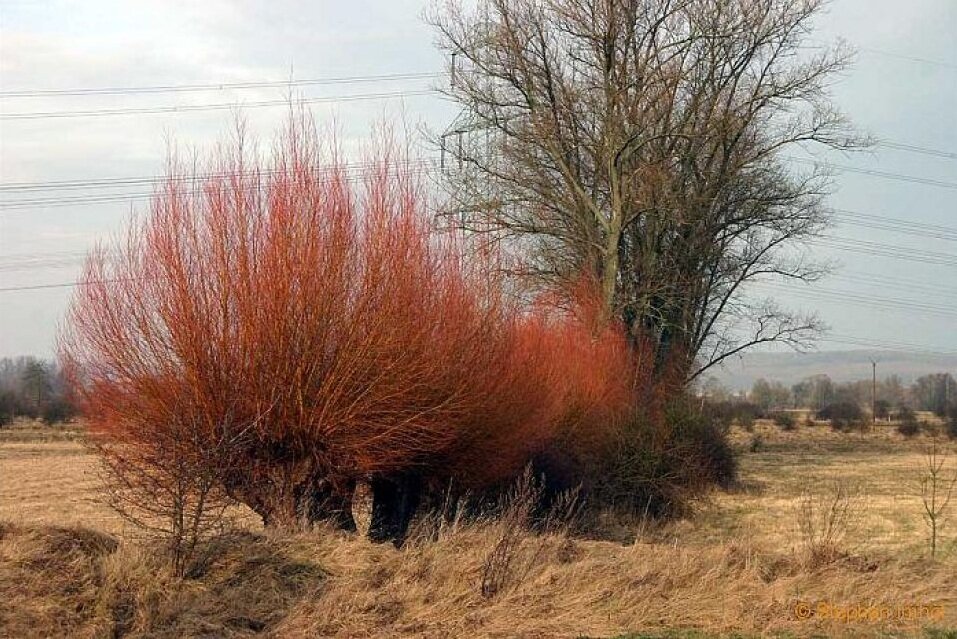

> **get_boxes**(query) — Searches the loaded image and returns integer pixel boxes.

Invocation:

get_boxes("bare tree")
[429,0,867,380]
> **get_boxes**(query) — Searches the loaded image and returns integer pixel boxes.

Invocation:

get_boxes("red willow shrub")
[444,292,637,492]
[61,114,636,531]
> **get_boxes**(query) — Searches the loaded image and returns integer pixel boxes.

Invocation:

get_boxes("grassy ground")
[670,421,957,556]
[0,420,122,533]
[1,418,956,638]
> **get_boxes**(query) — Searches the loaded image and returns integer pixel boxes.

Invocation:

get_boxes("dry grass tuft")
[0,523,117,638]
[1,518,955,638]
[274,522,957,638]
[0,523,327,638]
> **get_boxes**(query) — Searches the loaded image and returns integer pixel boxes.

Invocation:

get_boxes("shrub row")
[63,116,724,544]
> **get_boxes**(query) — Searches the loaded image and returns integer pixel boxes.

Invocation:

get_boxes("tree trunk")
[600,223,621,327]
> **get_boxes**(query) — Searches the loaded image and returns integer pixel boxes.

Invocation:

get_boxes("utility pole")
[872,360,877,425]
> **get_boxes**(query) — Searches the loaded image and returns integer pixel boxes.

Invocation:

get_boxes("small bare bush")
[95,413,240,576]
[480,471,538,598]
[919,440,957,559]
[797,481,864,566]
[479,468,578,598]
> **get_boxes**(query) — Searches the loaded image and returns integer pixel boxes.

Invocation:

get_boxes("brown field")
[2,418,956,638]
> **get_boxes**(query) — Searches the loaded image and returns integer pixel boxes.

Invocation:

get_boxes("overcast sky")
[1,0,955,364]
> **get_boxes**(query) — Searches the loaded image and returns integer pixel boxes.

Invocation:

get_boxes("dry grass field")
[2,418,957,638]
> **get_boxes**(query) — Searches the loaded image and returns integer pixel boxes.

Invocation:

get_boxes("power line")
[834,271,957,299]
[3,42,952,102]
[822,334,957,357]
[761,283,957,319]
[6,245,957,284]
[818,236,957,268]
[834,219,957,243]
[857,47,957,71]
[8,243,953,297]
[832,209,957,243]
[0,282,77,292]
[8,235,957,289]
[6,274,957,333]
[816,240,957,269]
[0,157,437,193]
[0,170,437,211]
[0,88,440,121]
[875,141,957,161]
[807,36,957,72]
[840,270,952,289]
[0,161,437,210]
[1,136,954,192]
[5,209,957,275]
[4,143,955,196]
[786,156,957,190]
[0,72,442,98]
[2,38,953,104]
[0,279,131,293]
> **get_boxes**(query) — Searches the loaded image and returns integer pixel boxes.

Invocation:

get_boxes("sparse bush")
[773,412,796,431]
[702,401,734,432]
[749,434,764,453]
[704,400,764,433]
[829,419,849,433]
[897,407,920,438]
[897,420,920,438]
[671,402,738,490]
[736,403,763,431]
[585,398,737,518]
[946,407,957,440]
[922,420,942,437]
[797,481,863,566]
[874,399,891,421]
[62,115,529,531]
[40,398,76,425]
[740,415,756,432]
[0,381,35,422]
[0,390,14,427]
[818,401,864,432]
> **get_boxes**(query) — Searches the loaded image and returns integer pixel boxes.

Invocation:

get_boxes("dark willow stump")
[368,474,422,547]
[307,479,357,532]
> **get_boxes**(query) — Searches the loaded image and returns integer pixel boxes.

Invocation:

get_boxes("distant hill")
[709,350,957,392]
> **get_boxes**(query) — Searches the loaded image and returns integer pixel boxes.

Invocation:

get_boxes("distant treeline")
[0,357,76,426]
[704,372,957,417]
